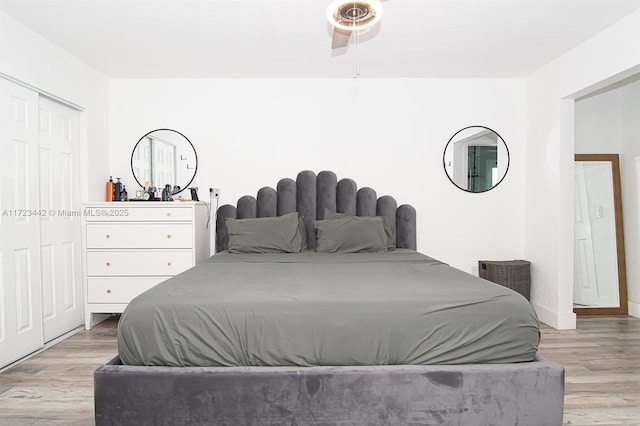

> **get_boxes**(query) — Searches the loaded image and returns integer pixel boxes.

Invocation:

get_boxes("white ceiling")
[1,0,639,78]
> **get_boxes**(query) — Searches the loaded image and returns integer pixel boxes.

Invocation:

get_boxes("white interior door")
[574,164,599,306]
[0,78,44,368]
[38,96,83,342]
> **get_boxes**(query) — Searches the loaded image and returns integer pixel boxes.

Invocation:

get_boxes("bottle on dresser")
[114,178,122,201]
[106,176,115,201]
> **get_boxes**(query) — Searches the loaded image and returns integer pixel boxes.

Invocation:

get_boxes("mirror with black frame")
[130,129,197,196]
[443,126,509,193]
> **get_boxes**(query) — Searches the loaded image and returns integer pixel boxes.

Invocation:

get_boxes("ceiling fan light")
[327,0,383,32]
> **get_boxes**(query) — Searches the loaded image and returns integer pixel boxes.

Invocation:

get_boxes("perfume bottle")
[149,184,157,201]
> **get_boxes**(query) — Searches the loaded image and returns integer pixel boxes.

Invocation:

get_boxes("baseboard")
[45,325,84,347]
[628,301,640,319]
[532,302,576,329]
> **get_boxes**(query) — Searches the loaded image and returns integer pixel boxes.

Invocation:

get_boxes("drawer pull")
[166,212,172,217]
[106,289,111,294]
[106,262,111,267]
[105,234,110,239]
[166,234,172,239]
[167,262,172,267]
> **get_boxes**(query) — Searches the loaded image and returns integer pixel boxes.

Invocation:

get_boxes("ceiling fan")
[327,0,384,50]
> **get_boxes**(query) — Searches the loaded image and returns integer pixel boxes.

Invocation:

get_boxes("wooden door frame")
[574,154,628,316]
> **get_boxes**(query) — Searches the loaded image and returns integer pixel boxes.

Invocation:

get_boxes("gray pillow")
[226,212,305,253]
[324,208,395,250]
[298,215,308,250]
[313,216,388,253]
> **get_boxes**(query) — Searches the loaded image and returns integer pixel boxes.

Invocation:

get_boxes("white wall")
[620,80,640,317]
[0,10,109,201]
[108,78,526,273]
[575,89,623,154]
[525,9,640,328]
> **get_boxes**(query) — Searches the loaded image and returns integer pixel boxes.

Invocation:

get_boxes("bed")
[94,170,564,425]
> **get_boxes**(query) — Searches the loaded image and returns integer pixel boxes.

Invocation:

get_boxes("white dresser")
[83,201,210,329]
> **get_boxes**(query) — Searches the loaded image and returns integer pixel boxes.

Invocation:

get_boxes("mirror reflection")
[131,129,197,194]
[443,126,509,193]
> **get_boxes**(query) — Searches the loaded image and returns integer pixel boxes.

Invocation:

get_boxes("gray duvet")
[117,250,539,366]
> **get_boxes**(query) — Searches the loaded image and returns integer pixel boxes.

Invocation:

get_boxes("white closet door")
[0,78,44,368]
[38,96,83,341]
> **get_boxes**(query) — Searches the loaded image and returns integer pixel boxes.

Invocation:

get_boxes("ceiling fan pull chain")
[353,28,360,78]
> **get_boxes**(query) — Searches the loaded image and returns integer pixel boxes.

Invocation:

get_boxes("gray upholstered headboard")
[216,170,416,253]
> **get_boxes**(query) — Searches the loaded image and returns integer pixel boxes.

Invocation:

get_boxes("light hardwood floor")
[538,316,640,426]
[0,315,638,425]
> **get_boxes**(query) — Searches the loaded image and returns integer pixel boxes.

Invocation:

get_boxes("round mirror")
[443,126,509,193]
[131,129,197,194]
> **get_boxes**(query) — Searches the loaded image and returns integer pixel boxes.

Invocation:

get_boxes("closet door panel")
[38,96,82,342]
[0,78,44,369]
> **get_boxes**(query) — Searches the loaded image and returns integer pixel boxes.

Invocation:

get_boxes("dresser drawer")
[86,251,194,276]
[87,277,169,304]
[86,223,193,249]
[84,206,193,222]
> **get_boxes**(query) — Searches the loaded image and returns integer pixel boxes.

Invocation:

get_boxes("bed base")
[94,355,564,425]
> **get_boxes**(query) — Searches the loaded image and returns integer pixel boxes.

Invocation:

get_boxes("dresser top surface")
[85,201,205,208]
